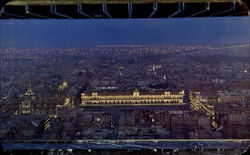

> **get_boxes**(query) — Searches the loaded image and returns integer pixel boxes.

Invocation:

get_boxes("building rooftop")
[1,0,249,18]
[6,0,244,5]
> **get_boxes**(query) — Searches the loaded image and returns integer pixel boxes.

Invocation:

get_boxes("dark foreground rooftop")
[1,139,250,154]
[2,139,250,149]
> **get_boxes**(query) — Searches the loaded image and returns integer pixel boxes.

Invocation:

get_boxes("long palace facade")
[81,90,185,105]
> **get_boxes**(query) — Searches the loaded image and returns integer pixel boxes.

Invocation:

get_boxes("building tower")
[56,80,69,105]
[20,85,35,114]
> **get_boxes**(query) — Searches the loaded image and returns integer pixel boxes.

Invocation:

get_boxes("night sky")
[0,17,249,49]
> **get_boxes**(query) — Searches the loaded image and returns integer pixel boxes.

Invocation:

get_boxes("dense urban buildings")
[0,44,250,140]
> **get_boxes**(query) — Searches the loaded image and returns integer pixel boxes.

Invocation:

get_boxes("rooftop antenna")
[149,2,158,18]
[25,5,49,18]
[189,2,210,17]
[0,7,27,18]
[103,3,112,18]
[168,2,185,18]
[210,1,236,16]
[128,3,132,18]
[77,4,92,18]
[50,4,73,19]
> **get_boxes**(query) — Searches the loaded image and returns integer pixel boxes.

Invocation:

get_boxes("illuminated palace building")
[81,90,185,106]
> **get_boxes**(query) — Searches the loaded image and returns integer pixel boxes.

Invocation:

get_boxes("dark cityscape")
[0,43,250,140]
[0,17,250,154]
